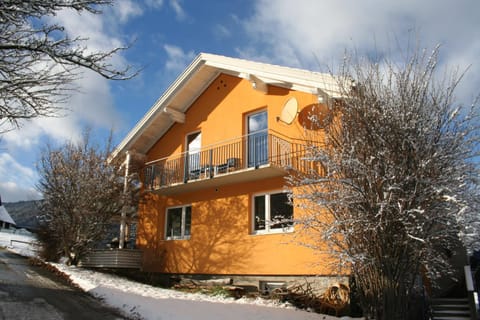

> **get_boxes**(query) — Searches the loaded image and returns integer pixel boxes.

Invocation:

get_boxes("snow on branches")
[288,46,480,319]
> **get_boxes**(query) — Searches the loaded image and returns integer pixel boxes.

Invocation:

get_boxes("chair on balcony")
[189,165,214,180]
[215,157,239,174]
[189,168,201,180]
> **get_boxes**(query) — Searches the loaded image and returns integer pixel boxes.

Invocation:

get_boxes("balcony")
[143,132,316,194]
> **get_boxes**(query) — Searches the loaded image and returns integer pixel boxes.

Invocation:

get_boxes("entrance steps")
[431,298,472,320]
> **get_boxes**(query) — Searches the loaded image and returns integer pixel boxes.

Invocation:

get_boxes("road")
[0,248,129,320]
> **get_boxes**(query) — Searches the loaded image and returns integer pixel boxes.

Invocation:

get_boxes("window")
[165,205,191,240]
[247,111,268,167]
[253,192,293,234]
[186,131,201,177]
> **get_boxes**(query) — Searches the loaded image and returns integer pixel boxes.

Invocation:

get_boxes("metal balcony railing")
[143,132,319,191]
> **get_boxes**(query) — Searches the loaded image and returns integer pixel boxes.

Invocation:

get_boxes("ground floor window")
[165,205,191,240]
[253,191,293,234]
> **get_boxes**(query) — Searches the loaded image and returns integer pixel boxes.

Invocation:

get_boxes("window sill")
[251,228,294,236]
[164,236,191,241]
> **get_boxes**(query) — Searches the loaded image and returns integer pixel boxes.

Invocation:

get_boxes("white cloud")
[113,0,143,23]
[1,5,133,202]
[169,0,187,21]
[0,182,41,203]
[69,70,122,131]
[145,0,164,9]
[213,24,231,39]
[2,70,121,151]
[0,153,36,181]
[50,8,126,65]
[163,44,196,74]
[242,0,480,101]
[0,4,130,152]
[0,153,42,202]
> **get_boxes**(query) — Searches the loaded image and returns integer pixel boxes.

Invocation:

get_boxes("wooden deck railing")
[78,249,143,269]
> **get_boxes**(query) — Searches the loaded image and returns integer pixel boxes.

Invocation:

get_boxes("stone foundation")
[165,273,349,295]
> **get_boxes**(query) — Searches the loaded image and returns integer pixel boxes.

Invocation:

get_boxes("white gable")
[0,205,15,225]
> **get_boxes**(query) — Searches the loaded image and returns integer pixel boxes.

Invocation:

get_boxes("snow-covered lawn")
[0,229,362,320]
[0,228,40,257]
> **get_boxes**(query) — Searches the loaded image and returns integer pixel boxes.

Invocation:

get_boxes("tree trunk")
[355,266,414,320]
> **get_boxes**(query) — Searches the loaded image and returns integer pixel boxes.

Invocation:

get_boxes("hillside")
[3,200,42,231]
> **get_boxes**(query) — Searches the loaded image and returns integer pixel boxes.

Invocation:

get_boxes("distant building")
[0,195,16,229]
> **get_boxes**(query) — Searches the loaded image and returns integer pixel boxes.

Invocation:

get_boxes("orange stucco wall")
[145,74,318,161]
[137,74,336,276]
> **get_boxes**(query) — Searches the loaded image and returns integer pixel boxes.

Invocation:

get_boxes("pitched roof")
[0,205,15,226]
[111,53,342,160]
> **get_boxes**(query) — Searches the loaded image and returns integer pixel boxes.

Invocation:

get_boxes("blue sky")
[1,0,480,202]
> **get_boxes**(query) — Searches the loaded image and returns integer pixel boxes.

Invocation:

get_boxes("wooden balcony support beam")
[247,74,268,94]
[164,106,185,123]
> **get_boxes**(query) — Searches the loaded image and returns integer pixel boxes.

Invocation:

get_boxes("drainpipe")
[119,151,131,249]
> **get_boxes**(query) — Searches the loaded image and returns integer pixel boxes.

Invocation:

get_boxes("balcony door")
[247,111,268,167]
[186,131,201,178]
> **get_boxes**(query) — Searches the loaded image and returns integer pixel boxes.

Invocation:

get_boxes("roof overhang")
[110,53,344,161]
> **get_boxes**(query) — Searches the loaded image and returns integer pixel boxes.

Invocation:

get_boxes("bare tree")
[0,0,136,131]
[288,46,480,319]
[36,130,139,265]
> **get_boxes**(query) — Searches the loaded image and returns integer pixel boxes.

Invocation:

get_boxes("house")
[111,53,346,290]
[0,196,16,229]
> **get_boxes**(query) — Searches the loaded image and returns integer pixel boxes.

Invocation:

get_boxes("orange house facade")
[112,53,345,288]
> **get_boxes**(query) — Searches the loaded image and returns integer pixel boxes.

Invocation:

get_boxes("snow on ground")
[0,228,40,257]
[0,230,361,320]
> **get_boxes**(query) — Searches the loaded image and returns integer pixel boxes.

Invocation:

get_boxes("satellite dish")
[277,97,298,124]
[298,103,331,130]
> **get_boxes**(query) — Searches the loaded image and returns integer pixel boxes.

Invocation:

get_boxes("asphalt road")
[0,248,128,320]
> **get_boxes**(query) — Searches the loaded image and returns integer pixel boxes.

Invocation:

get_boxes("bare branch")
[288,45,480,318]
[0,0,137,129]
[36,129,140,265]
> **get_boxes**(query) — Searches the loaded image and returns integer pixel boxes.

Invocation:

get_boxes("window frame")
[165,205,192,240]
[185,131,202,176]
[251,190,294,235]
[245,109,269,168]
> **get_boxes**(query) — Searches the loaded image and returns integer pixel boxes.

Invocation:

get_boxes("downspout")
[119,151,131,249]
